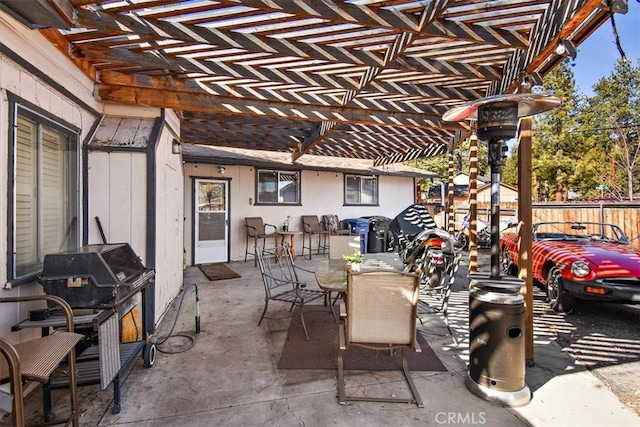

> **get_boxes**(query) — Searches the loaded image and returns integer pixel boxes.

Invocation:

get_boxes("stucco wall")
[182,163,416,263]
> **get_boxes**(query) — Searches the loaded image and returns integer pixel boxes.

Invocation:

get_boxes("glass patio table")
[315,258,397,321]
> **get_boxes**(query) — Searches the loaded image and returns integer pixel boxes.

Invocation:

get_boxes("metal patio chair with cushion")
[338,270,424,407]
[244,217,277,267]
[322,215,351,236]
[301,215,329,260]
[0,295,83,427]
[256,245,326,340]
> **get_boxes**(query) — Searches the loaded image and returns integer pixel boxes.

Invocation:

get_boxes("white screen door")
[194,179,228,264]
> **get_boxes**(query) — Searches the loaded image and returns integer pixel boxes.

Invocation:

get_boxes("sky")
[572,1,640,96]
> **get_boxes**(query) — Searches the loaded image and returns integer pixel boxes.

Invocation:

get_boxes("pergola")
[1,0,629,360]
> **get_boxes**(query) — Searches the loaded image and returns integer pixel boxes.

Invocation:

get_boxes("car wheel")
[501,247,516,276]
[546,267,575,313]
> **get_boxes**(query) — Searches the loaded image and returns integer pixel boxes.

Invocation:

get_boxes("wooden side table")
[277,230,303,260]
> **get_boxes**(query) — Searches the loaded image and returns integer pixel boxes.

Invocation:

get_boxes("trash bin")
[465,274,531,407]
[362,216,391,253]
[342,218,371,254]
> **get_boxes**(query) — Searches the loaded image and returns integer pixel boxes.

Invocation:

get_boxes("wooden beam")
[490,0,606,95]
[373,143,447,166]
[95,83,466,130]
[294,0,453,161]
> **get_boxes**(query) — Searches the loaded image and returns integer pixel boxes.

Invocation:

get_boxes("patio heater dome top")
[441,93,562,123]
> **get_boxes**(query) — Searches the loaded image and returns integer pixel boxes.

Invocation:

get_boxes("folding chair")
[338,270,424,407]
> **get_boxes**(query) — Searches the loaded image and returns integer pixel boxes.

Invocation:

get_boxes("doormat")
[278,307,446,372]
[198,263,241,281]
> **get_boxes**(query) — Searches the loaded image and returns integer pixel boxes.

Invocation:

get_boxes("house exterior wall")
[0,12,101,340]
[477,185,519,203]
[182,164,416,263]
[87,112,184,324]
[152,119,184,321]
[88,152,148,251]
[1,12,184,337]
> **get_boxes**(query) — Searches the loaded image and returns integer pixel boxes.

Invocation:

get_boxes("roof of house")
[182,143,437,179]
[477,182,519,193]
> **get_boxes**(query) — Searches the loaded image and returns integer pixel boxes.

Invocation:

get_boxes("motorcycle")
[390,205,457,289]
[454,214,517,251]
[454,215,490,251]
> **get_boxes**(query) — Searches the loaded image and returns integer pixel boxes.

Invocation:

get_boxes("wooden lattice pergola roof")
[3,0,621,165]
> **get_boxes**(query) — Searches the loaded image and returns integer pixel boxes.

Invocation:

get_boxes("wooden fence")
[428,202,640,249]
[531,203,640,248]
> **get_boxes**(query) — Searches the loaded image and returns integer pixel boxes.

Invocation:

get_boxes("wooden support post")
[447,152,455,234]
[468,130,478,274]
[518,83,534,363]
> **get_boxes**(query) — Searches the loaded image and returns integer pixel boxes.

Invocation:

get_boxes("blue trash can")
[342,218,371,253]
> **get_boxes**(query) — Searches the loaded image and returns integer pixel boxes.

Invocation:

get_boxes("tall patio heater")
[443,93,561,407]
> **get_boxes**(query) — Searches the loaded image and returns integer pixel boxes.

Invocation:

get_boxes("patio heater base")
[465,372,531,407]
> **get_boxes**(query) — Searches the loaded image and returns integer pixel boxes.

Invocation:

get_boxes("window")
[8,100,79,283]
[256,169,300,205]
[345,174,378,205]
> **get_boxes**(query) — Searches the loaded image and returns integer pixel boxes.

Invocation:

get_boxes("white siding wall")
[0,11,101,340]
[88,114,184,325]
[182,164,416,263]
[153,120,184,323]
[88,152,147,251]
[1,12,185,336]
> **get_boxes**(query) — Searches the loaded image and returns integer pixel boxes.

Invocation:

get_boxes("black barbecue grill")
[38,243,154,309]
[32,243,156,415]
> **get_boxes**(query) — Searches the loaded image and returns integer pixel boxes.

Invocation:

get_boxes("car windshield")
[533,222,629,243]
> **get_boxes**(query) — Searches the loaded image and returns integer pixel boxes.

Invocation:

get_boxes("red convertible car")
[500,221,640,312]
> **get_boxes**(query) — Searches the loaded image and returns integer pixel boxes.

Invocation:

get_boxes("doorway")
[194,179,228,264]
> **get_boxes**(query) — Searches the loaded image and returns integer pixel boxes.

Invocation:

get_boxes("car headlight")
[571,261,591,277]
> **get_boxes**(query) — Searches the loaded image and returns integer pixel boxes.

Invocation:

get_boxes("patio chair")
[256,245,326,340]
[244,217,277,267]
[0,295,83,427]
[338,270,424,407]
[322,214,351,235]
[301,215,329,260]
[418,252,463,343]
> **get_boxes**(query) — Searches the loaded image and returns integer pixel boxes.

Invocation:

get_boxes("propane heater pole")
[477,102,517,278]
[488,139,506,278]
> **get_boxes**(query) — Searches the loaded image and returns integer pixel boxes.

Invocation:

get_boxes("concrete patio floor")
[4,251,639,426]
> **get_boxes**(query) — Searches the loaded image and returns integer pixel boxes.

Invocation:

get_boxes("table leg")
[290,235,297,260]
[280,234,286,258]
